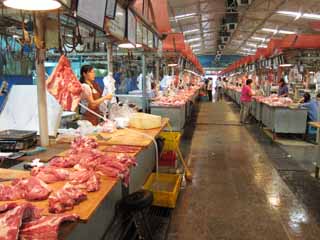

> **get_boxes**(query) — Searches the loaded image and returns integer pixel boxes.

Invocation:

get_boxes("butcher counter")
[225,88,308,136]
[1,119,169,240]
[149,89,199,132]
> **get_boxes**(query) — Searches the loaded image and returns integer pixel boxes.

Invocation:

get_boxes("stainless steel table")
[150,104,186,132]
[261,103,308,135]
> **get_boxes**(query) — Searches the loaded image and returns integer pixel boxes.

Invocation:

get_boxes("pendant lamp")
[4,0,61,11]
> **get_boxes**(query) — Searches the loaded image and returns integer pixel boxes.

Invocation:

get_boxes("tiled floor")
[167,101,320,240]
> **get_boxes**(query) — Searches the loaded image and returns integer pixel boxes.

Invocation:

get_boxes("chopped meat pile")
[152,87,200,107]
[48,183,87,214]
[0,185,21,201]
[69,170,100,192]
[0,177,51,201]
[46,55,82,111]
[31,166,70,184]
[0,203,78,240]
[253,94,293,107]
[11,177,51,201]
[49,137,137,185]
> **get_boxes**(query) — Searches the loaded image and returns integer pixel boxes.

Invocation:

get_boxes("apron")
[83,82,103,125]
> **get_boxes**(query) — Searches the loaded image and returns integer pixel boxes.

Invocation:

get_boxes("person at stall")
[216,77,224,101]
[79,65,112,125]
[207,78,213,102]
[150,82,158,99]
[240,79,254,124]
[299,92,319,123]
[278,78,289,97]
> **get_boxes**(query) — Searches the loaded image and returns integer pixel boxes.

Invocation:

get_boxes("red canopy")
[280,34,320,49]
[133,0,171,34]
[162,33,186,51]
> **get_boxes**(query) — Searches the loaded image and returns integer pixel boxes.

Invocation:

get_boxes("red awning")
[280,34,320,49]
[162,33,186,51]
[133,0,171,34]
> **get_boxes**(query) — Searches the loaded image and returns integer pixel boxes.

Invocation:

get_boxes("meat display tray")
[0,130,37,152]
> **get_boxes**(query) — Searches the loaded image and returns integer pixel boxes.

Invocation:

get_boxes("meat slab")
[19,213,78,240]
[0,203,40,240]
[11,177,51,201]
[46,55,82,111]
[48,183,87,214]
[30,166,70,184]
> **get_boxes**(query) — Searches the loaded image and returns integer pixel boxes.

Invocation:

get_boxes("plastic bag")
[99,119,117,133]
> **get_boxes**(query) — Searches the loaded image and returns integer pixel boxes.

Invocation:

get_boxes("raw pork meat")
[0,185,21,201]
[46,55,82,111]
[30,166,70,183]
[0,203,40,240]
[0,203,17,213]
[49,155,78,168]
[19,213,78,240]
[104,145,141,153]
[48,183,87,214]
[69,170,100,192]
[11,177,51,201]
[71,136,98,150]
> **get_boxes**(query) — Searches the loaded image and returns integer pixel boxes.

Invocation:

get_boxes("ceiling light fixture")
[118,43,141,49]
[191,44,201,48]
[183,29,199,34]
[277,11,320,20]
[279,64,293,67]
[168,63,178,67]
[4,0,61,10]
[173,13,197,21]
[186,38,201,42]
[251,37,269,42]
[262,28,296,35]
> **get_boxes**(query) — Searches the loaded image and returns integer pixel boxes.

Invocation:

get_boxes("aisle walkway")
[167,101,320,240]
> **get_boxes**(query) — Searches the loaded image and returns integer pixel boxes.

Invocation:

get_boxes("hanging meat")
[47,55,82,111]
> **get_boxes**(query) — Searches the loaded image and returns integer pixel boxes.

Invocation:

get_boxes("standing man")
[207,77,213,102]
[278,78,289,97]
[216,77,224,101]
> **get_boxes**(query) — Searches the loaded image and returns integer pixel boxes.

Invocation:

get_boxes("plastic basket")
[159,132,181,152]
[143,173,182,208]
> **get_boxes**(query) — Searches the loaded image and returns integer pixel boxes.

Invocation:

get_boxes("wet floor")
[167,101,320,240]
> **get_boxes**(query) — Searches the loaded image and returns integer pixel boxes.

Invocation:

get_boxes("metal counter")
[261,104,308,134]
[150,104,186,132]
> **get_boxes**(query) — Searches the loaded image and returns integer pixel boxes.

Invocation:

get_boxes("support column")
[107,42,113,73]
[35,13,49,146]
[155,58,160,83]
[142,53,147,112]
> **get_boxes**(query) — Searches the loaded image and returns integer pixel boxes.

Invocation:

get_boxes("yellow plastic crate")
[159,132,181,152]
[143,173,182,208]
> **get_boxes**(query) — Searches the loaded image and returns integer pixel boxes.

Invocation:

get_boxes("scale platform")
[0,130,37,152]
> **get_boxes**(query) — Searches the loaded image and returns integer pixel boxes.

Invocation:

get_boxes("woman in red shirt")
[240,79,253,124]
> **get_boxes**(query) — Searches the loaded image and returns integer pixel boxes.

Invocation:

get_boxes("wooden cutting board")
[0,168,118,222]
[93,118,169,147]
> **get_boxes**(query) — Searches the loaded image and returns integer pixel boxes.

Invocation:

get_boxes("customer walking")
[216,77,224,101]
[240,79,253,124]
[207,78,213,102]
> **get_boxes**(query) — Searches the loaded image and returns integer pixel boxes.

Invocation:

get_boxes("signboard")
[105,3,126,40]
[77,0,107,30]
[127,9,136,45]
[136,21,143,45]
[106,0,117,19]
[147,30,153,48]
[142,26,148,46]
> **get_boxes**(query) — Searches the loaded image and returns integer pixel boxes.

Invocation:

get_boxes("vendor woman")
[278,78,289,97]
[80,65,112,125]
